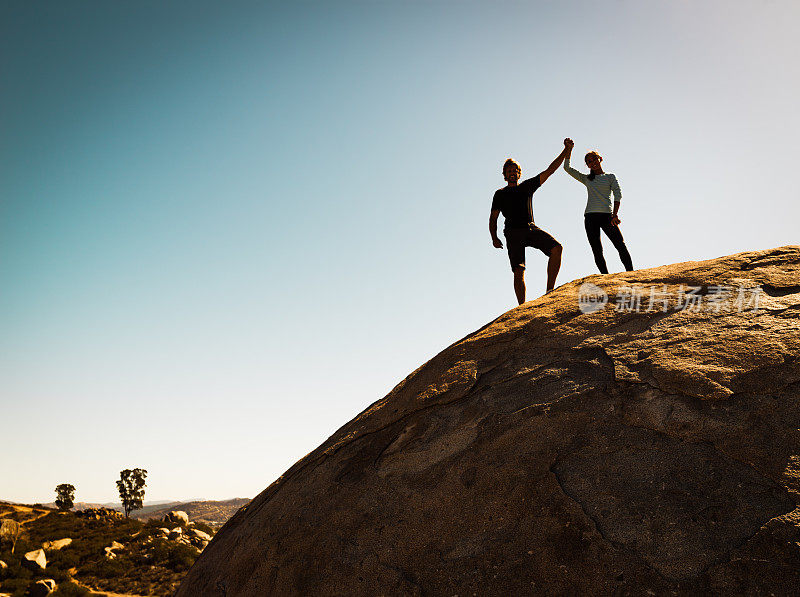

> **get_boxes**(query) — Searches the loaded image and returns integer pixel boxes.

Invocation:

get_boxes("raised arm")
[563,139,586,184]
[537,138,572,185]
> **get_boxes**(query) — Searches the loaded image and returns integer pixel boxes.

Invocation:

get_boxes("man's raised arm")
[563,138,586,183]
[537,138,573,185]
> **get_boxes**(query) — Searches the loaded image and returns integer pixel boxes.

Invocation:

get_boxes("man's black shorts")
[504,224,561,271]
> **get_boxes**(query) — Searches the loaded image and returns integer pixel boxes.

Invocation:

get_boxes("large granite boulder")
[178,246,800,595]
[165,510,189,525]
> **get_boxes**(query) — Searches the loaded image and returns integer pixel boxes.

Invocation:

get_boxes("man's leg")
[528,226,562,295]
[506,230,527,305]
[546,245,562,292]
[513,267,526,305]
[584,215,608,274]
[601,219,634,271]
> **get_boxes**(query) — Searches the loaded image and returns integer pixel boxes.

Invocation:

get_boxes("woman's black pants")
[584,212,634,274]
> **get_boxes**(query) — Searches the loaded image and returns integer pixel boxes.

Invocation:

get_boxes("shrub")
[52,580,91,596]
[148,538,170,564]
[0,576,32,597]
[81,556,126,579]
[193,521,215,536]
[167,543,197,572]
[144,518,165,528]
[0,552,32,580]
[48,548,80,570]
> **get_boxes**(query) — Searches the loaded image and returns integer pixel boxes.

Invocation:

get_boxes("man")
[489,139,572,304]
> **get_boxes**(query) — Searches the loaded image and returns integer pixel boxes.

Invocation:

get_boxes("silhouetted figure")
[563,141,634,274]
[490,139,572,304]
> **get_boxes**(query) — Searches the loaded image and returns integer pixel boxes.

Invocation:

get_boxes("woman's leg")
[600,217,634,271]
[584,215,608,274]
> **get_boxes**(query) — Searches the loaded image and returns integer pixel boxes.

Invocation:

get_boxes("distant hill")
[40,500,183,513]
[132,498,250,528]
[127,501,184,517]
[39,501,115,512]
[18,497,249,529]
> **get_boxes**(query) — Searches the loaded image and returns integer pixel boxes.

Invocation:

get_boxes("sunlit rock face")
[178,246,800,596]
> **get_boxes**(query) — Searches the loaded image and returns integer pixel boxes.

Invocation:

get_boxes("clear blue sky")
[1,0,798,503]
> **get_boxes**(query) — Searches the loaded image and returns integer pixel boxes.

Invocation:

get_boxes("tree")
[116,468,147,518]
[55,483,76,510]
[0,519,21,554]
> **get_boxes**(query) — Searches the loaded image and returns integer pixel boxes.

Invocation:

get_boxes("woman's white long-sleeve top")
[564,157,622,214]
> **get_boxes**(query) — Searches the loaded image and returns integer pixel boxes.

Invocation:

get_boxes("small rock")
[168,527,183,540]
[0,559,8,577]
[75,507,123,521]
[42,538,72,551]
[189,529,212,541]
[157,527,170,536]
[23,548,47,570]
[103,540,125,559]
[29,579,57,596]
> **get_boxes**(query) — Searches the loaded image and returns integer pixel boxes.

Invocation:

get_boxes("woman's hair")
[585,151,603,180]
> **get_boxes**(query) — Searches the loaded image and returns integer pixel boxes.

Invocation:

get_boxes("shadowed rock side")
[178,246,800,596]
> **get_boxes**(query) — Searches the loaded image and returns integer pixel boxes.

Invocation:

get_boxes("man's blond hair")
[502,158,521,177]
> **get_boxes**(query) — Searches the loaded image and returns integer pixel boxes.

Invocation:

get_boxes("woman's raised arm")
[563,144,587,184]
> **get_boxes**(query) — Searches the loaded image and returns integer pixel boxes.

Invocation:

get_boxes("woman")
[563,141,634,274]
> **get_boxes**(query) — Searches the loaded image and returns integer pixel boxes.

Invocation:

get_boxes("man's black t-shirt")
[491,175,542,231]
